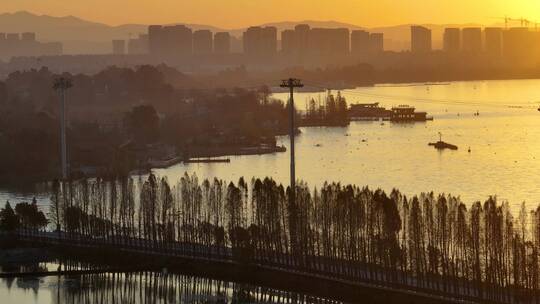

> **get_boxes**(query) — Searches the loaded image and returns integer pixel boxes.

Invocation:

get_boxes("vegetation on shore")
[0,66,294,182]
[300,91,349,127]
[0,198,47,231]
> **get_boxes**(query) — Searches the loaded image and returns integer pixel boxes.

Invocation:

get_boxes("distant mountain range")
[0,11,490,54]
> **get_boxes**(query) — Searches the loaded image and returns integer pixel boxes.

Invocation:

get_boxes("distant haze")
[0,0,539,28]
[0,11,493,54]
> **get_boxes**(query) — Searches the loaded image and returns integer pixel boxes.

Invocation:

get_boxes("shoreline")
[0,145,288,184]
[271,76,540,93]
[0,243,461,304]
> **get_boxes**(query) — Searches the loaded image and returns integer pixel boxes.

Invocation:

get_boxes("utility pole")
[53,77,73,180]
[280,78,303,205]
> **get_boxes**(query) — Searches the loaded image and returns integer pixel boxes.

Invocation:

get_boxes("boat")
[429,132,458,150]
[184,158,231,163]
[390,105,433,122]
[429,141,458,150]
[348,103,433,122]
[348,102,392,120]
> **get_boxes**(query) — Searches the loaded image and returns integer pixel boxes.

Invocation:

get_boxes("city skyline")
[1,1,540,29]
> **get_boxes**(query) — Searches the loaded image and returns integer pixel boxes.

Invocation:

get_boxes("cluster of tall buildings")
[122,24,385,61]
[128,34,149,55]
[112,34,151,55]
[351,30,384,54]
[243,26,278,58]
[248,25,384,58]
[0,32,62,60]
[112,25,231,59]
[412,25,540,60]
[145,25,231,60]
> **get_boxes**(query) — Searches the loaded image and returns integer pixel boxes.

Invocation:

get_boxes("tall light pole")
[280,78,303,205]
[53,77,73,180]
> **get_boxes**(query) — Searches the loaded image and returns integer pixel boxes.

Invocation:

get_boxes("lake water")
[1,79,540,211]
[0,272,339,304]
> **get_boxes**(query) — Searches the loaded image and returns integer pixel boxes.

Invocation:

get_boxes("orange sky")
[1,0,540,28]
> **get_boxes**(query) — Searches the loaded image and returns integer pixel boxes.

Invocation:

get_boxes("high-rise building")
[6,33,19,41]
[295,24,310,55]
[128,34,149,55]
[41,42,63,56]
[369,33,384,53]
[262,27,278,54]
[148,25,164,56]
[243,27,260,55]
[351,30,370,54]
[443,28,461,52]
[307,28,350,56]
[193,30,213,54]
[21,32,36,42]
[535,32,540,62]
[411,26,432,53]
[281,29,296,54]
[462,28,482,53]
[0,32,62,60]
[166,25,193,56]
[213,32,231,54]
[484,27,502,56]
[243,26,277,58]
[279,24,311,56]
[112,40,126,55]
[503,27,535,62]
[148,25,193,59]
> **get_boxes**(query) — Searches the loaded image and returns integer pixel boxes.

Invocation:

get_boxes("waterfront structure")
[193,30,213,54]
[213,32,231,54]
[411,26,432,53]
[351,30,370,54]
[484,27,503,56]
[443,28,461,52]
[112,39,126,55]
[462,27,482,53]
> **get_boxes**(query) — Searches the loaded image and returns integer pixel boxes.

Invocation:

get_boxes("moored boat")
[429,132,458,150]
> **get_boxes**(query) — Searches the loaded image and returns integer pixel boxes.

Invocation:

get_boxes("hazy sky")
[1,0,540,28]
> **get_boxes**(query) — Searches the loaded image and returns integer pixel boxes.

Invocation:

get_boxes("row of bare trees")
[49,174,540,303]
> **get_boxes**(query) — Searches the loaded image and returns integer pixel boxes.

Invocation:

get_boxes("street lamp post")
[53,77,73,180]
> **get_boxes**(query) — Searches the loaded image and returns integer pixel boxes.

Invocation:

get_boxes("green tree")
[125,105,160,144]
[0,202,19,231]
[14,199,48,229]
